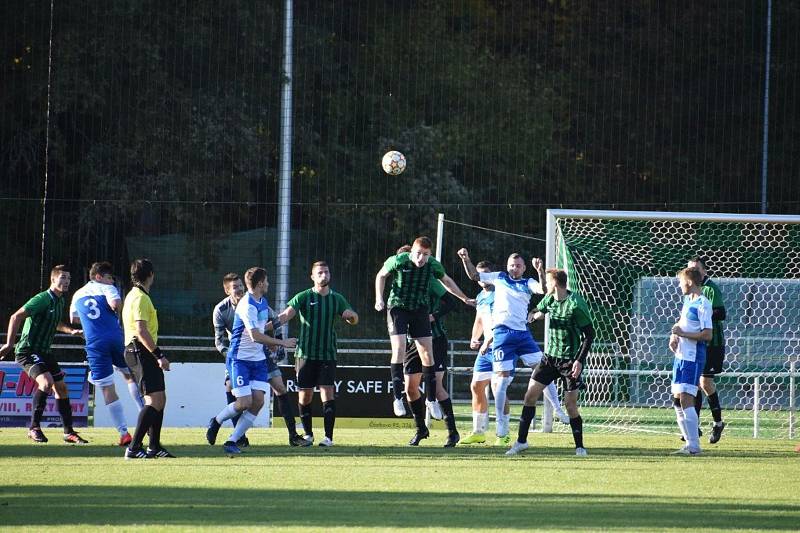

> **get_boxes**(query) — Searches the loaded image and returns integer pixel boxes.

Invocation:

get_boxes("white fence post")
[753,376,761,438]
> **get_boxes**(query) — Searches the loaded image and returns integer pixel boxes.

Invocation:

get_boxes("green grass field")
[1,424,798,532]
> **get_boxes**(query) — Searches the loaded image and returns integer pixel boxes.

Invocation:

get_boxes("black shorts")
[124,341,166,396]
[404,336,448,374]
[296,358,336,389]
[532,354,585,392]
[387,307,431,339]
[702,345,725,377]
[15,351,64,381]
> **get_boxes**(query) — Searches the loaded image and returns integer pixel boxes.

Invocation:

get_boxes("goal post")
[544,209,800,438]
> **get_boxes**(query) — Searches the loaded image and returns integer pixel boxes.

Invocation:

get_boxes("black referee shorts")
[532,354,585,392]
[387,307,431,339]
[124,341,166,396]
[404,335,448,374]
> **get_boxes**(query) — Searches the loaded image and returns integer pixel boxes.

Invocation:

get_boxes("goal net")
[545,210,800,438]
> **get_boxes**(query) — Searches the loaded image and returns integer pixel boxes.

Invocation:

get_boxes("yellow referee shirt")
[123,286,159,345]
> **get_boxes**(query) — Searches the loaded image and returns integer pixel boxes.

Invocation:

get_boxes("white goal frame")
[542,209,800,436]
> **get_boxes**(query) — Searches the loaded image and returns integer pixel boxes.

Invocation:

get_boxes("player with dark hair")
[667,267,712,456]
[0,265,86,444]
[507,268,594,457]
[278,261,358,446]
[375,236,475,422]
[687,257,727,444]
[70,261,142,446]
[211,267,296,455]
[403,277,460,447]
[206,272,308,448]
[122,258,174,458]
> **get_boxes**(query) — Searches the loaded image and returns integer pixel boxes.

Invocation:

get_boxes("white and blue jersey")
[671,294,712,395]
[70,281,126,386]
[478,271,543,331]
[228,293,271,397]
[478,272,544,372]
[473,289,497,380]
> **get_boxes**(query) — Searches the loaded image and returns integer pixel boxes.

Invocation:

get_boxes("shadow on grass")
[0,484,797,529]
[0,442,792,461]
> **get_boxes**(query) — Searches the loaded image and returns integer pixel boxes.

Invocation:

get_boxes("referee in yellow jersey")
[121,258,174,459]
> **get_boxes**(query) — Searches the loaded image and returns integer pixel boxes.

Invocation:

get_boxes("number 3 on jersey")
[83,298,101,320]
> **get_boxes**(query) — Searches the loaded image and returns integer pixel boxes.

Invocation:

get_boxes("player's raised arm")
[439,274,476,306]
[532,257,547,293]
[457,248,480,281]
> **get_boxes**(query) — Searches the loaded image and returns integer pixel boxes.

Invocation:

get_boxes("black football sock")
[132,406,159,449]
[517,405,536,444]
[409,397,426,431]
[422,366,437,402]
[694,391,703,417]
[440,398,457,434]
[390,364,405,401]
[569,416,584,449]
[276,394,297,435]
[31,389,47,428]
[299,403,313,437]
[323,400,336,440]
[148,408,164,448]
[707,392,723,423]
[56,398,74,433]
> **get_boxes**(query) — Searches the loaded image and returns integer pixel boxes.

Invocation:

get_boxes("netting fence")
[2,2,800,435]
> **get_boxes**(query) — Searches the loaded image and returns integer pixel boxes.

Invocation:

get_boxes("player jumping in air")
[458,249,568,447]
[375,236,474,420]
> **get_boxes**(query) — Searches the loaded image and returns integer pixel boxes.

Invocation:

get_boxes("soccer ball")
[381,151,406,175]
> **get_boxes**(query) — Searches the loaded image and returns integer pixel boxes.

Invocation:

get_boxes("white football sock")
[543,382,566,419]
[127,382,144,410]
[674,405,688,441]
[215,402,240,425]
[478,412,489,433]
[229,411,257,443]
[491,375,513,437]
[683,408,700,450]
[106,399,127,436]
[471,411,485,433]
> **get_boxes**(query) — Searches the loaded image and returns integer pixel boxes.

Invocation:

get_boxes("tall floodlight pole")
[761,0,773,214]
[276,0,294,322]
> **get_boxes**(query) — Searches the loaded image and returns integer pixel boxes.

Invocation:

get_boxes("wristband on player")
[152,346,165,359]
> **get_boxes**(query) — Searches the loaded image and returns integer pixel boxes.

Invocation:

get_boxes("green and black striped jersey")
[288,288,352,361]
[384,253,445,311]
[15,290,66,355]
[701,277,725,348]
[428,279,449,339]
[536,291,592,360]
